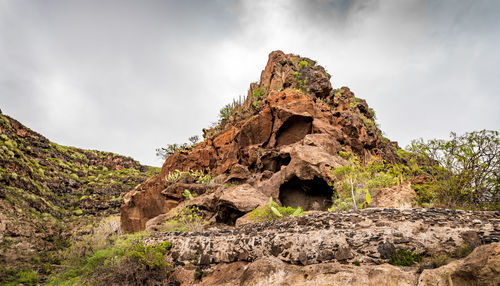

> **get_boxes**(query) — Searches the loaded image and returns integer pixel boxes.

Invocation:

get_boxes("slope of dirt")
[0,110,159,282]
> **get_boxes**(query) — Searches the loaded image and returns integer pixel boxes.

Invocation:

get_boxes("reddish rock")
[121,51,400,232]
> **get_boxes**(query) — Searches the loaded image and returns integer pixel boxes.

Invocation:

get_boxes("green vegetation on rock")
[0,113,160,284]
[389,249,423,266]
[249,197,303,222]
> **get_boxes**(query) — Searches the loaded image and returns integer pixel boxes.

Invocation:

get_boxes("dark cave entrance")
[215,204,246,226]
[276,115,313,147]
[279,176,334,211]
[261,153,291,172]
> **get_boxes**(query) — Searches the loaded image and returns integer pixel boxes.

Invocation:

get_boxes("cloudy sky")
[1,0,499,166]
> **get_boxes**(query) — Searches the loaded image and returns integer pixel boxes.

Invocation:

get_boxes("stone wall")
[146,208,499,266]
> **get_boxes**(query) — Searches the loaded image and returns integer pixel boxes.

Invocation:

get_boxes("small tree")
[407,130,499,209]
[330,153,407,211]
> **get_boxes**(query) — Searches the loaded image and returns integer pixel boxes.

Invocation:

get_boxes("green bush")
[249,197,303,222]
[389,249,422,266]
[162,205,208,232]
[47,232,173,285]
[407,130,499,210]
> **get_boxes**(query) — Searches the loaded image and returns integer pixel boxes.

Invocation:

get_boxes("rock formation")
[118,51,500,285]
[167,242,500,286]
[147,208,499,285]
[121,50,400,232]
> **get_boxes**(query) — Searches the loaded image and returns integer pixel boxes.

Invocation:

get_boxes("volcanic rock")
[121,50,400,232]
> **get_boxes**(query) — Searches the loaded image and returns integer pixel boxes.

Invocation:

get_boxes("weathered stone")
[418,242,500,286]
[378,242,396,259]
[373,183,417,208]
[335,246,354,261]
[218,184,268,213]
[145,209,499,266]
[121,51,404,232]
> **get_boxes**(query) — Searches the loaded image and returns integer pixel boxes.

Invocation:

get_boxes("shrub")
[389,249,422,266]
[252,87,264,99]
[165,169,213,184]
[218,104,233,123]
[156,135,201,160]
[162,205,208,232]
[47,232,173,285]
[298,60,309,68]
[249,197,303,222]
[407,130,499,210]
[330,153,422,211]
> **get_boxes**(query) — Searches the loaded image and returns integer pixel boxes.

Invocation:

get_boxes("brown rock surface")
[146,209,499,266]
[148,210,499,286]
[373,182,417,208]
[418,242,500,286]
[121,51,401,232]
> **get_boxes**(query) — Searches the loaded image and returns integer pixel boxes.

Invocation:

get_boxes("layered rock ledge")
[146,208,499,266]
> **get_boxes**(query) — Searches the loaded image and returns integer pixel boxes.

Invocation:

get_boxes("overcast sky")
[1,0,499,166]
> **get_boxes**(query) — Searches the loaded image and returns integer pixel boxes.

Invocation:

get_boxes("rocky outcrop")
[418,242,500,286]
[373,182,417,208]
[121,51,400,232]
[168,243,500,286]
[146,208,499,266]
[146,208,499,286]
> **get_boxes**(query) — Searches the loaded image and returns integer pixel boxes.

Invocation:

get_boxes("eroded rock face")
[147,210,499,286]
[168,243,500,286]
[418,243,500,286]
[121,51,400,232]
[145,209,499,266]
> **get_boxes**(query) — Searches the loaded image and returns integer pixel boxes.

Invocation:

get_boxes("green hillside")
[0,110,159,284]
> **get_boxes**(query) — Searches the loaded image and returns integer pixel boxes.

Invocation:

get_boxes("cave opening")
[276,115,313,147]
[279,176,334,211]
[261,153,291,172]
[215,204,245,226]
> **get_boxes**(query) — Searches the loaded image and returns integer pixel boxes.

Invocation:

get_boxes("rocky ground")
[149,208,499,285]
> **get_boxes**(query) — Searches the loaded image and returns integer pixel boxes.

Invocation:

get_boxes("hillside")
[6,51,499,285]
[0,110,159,283]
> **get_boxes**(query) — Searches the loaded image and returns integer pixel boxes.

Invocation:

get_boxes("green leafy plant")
[162,205,208,232]
[329,155,410,211]
[252,87,264,99]
[407,130,499,210]
[298,60,309,68]
[47,232,173,285]
[165,168,213,184]
[249,197,303,222]
[389,249,422,266]
[183,189,194,200]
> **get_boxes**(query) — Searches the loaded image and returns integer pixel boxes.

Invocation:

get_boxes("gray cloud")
[1,0,499,166]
